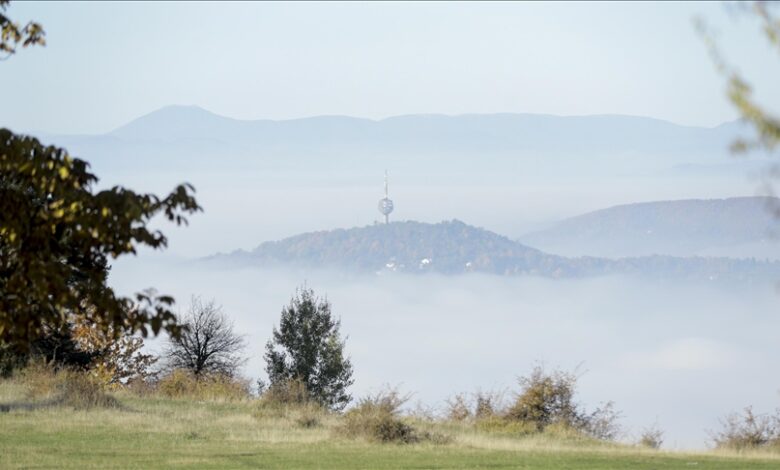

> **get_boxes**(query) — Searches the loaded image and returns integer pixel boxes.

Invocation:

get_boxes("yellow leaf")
[58,166,70,179]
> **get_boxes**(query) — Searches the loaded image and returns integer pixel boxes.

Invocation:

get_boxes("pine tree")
[264,287,354,410]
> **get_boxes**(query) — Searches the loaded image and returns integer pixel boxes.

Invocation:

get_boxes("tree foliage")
[264,287,354,411]
[0,129,201,348]
[163,297,246,378]
[0,0,45,60]
[700,2,780,212]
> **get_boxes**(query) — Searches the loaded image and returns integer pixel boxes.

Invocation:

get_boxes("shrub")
[18,361,62,400]
[446,390,503,422]
[58,371,120,409]
[639,424,664,449]
[342,406,418,443]
[474,390,503,421]
[445,393,471,421]
[253,379,327,423]
[260,378,311,407]
[156,369,250,401]
[711,406,780,450]
[295,408,322,428]
[582,401,622,441]
[505,365,621,440]
[17,362,118,409]
[506,366,580,430]
[339,387,449,444]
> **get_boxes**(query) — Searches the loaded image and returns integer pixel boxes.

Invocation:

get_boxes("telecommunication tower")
[377,170,394,224]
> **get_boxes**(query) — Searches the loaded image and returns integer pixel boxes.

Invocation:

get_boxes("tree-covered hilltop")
[208,219,780,283]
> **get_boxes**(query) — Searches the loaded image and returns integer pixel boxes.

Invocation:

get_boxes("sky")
[1,1,779,135]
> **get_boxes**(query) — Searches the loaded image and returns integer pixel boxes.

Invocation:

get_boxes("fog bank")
[109,254,780,449]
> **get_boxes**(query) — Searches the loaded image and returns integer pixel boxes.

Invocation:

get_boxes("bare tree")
[164,297,246,377]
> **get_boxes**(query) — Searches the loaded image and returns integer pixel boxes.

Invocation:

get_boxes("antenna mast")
[377,170,394,224]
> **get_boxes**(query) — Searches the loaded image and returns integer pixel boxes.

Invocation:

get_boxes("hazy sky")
[1,1,778,135]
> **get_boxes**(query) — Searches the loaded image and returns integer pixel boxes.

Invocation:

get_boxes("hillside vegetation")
[1,376,779,469]
[209,219,780,283]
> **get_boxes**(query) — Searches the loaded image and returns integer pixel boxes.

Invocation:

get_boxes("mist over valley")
[69,106,780,448]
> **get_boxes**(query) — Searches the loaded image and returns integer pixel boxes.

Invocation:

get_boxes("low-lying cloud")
[109,253,780,449]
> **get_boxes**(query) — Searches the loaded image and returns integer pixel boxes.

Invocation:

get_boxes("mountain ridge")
[46,104,751,183]
[109,104,739,139]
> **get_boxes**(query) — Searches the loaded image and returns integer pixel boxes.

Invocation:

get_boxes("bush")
[505,365,621,440]
[446,390,503,422]
[253,379,327,423]
[339,387,449,444]
[17,362,119,409]
[711,407,780,450]
[474,390,503,421]
[582,401,622,441]
[295,408,322,428]
[260,378,311,407]
[58,371,120,409]
[639,424,664,449]
[506,366,580,430]
[156,369,250,401]
[446,393,471,421]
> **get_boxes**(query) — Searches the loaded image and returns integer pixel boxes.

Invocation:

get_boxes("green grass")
[1,382,779,469]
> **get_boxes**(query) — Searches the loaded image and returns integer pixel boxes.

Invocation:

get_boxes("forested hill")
[520,197,780,259]
[207,220,779,283]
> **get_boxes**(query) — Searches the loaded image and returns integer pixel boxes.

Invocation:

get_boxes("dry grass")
[2,372,780,468]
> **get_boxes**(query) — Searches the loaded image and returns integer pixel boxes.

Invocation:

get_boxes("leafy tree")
[0,0,45,59]
[0,0,201,350]
[264,287,354,411]
[700,2,780,209]
[164,297,246,378]
[0,130,201,348]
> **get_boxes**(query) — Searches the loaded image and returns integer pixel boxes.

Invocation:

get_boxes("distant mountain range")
[207,220,779,284]
[45,105,759,185]
[520,197,780,259]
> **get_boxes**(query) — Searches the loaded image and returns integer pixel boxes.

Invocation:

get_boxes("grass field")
[2,377,779,470]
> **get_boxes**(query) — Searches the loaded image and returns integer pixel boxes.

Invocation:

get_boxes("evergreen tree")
[264,287,354,410]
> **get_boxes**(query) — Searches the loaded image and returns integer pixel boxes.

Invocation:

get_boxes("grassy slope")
[1,386,778,469]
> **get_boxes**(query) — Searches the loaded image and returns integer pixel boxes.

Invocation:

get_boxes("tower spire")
[377,170,394,224]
